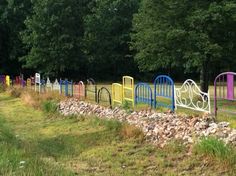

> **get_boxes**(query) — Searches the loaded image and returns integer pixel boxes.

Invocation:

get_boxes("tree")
[83,0,140,80]
[21,0,89,77]
[131,0,236,92]
[0,0,32,75]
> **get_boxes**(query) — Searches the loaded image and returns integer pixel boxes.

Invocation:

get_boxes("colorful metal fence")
[40,79,46,93]
[35,73,41,92]
[31,76,35,87]
[135,82,153,107]
[68,80,73,96]
[154,75,175,112]
[15,76,21,85]
[175,79,211,113]
[52,79,60,92]
[22,79,26,88]
[122,76,134,107]
[73,81,85,99]
[98,87,112,108]
[6,75,10,87]
[85,78,97,102]
[60,79,73,96]
[0,75,6,85]
[27,78,31,88]
[46,77,52,91]
[214,72,236,116]
[112,83,123,106]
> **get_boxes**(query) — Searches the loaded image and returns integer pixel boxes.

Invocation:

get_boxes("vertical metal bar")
[223,75,225,98]
[219,77,221,98]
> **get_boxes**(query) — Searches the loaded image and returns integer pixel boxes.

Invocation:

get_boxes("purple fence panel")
[214,72,236,116]
[0,75,6,85]
[227,74,234,100]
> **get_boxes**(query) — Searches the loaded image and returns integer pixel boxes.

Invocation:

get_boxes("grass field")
[0,91,236,175]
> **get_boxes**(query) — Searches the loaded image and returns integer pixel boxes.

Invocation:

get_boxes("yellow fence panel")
[122,76,134,107]
[6,75,10,87]
[27,78,32,88]
[112,83,123,106]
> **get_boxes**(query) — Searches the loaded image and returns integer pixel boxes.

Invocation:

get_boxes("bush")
[41,100,58,114]
[194,137,236,166]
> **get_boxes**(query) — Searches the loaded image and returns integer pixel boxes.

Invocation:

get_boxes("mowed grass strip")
[0,92,236,175]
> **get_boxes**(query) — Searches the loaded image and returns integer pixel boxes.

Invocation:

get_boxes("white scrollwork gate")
[175,79,211,113]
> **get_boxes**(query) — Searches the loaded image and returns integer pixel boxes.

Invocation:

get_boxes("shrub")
[194,137,236,166]
[41,100,58,114]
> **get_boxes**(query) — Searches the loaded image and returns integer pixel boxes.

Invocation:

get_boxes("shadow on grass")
[36,129,121,159]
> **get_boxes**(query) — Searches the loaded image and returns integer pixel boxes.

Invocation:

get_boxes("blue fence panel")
[60,79,68,96]
[154,75,175,111]
[60,79,73,96]
[135,82,153,106]
[68,80,73,96]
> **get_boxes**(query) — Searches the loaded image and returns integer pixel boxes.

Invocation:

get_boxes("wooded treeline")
[0,0,236,91]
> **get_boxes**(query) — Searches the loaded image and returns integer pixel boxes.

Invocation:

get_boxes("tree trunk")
[200,60,209,93]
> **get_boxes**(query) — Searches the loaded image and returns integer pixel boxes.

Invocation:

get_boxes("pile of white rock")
[59,98,236,147]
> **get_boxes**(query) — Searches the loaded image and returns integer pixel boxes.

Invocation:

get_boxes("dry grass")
[20,89,66,109]
[120,124,144,142]
[7,87,22,98]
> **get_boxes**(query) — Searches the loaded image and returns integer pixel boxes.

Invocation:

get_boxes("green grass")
[41,100,58,114]
[1,92,236,175]
[194,137,236,167]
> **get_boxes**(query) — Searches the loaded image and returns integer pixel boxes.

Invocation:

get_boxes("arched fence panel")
[40,79,46,93]
[6,75,10,87]
[73,81,85,99]
[154,75,175,112]
[30,76,35,88]
[214,72,236,116]
[46,77,52,92]
[68,80,73,96]
[0,75,6,85]
[52,79,60,92]
[60,79,67,96]
[112,83,122,106]
[85,78,97,102]
[122,76,134,107]
[175,79,211,113]
[60,79,73,96]
[135,83,153,107]
[98,87,112,108]
[35,73,41,92]
[15,76,21,85]
[27,78,32,88]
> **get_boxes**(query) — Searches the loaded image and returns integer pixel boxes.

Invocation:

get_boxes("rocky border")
[59,98,236,147]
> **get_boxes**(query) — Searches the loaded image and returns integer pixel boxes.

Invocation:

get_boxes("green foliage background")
[0,0,236,90]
